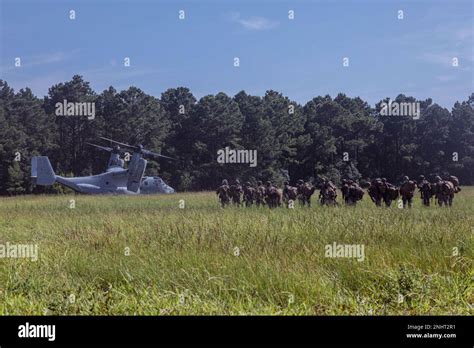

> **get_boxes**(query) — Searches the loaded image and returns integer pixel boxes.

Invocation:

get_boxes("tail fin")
[31,156,56,186]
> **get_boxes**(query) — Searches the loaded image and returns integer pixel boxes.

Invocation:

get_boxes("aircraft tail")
[31,156,56,185]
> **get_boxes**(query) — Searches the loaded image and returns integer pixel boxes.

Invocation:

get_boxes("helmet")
[403,176,409,181]
[435,176,442,181]
[266,181,272,186]
[382,178,387,182]
[246,181,251,186]
[419,175,425,179]
[235,179,240,184]
[222,179,228,185]
[297,179,304,184]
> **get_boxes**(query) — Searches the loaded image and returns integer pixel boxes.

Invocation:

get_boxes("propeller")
[85,142,113,152]
[99,137,176,161]
[141,149,176,161]
[99,137,137,150]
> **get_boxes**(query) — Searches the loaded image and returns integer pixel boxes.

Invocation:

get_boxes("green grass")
[0,188,472,315]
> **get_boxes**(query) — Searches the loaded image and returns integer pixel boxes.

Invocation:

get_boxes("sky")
[0,0,473,108]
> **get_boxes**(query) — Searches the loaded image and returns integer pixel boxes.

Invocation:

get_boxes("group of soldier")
[367,175,460,208]
[216,174,461,209]
[215,177,360,208]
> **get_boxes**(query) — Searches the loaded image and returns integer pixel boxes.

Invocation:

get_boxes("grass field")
[0,188,472,315]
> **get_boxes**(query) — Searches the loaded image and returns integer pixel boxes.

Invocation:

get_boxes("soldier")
[265,181,282,208]
[399,176,416,208]
[433,175,455,207]
[242,181,256,207]
[297,179,316,207]
[319,178,338,206]
[347,180,364,206]
[381,178,399,207]
[445,174,461,193]
[216,179,230,208]
[255,180,266,207]
[417,175,432,206]
[282,181,298,207]
[296,179,305,205]
[341,179,349,203]
[229,179,243,206]
[433,175,442,205]
[368,178,384,206]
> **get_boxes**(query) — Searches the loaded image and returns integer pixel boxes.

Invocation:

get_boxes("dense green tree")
[234,91,279,183]
[187,92,244,189]
[0,81,56,194]
[262,90,308,184]
[447,94,474,183]
[43,75,98,175]
[1,77,473,195]
[159,87,197,189]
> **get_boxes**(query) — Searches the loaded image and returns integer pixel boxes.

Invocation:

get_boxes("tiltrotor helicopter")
[31,137,175,194]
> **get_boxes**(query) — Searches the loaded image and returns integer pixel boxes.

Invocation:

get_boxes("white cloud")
[396,22,473,68]
[419,25,473,66]
[1,50,78,73]
[231,12,278,31]
[421,52,457,67]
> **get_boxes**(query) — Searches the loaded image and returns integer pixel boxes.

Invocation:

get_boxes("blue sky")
[1,0,472,108]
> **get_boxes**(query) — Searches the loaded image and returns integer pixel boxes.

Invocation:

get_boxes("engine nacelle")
[127,156,147,192]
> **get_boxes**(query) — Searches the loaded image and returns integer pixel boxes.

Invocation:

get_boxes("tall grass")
[0,188,472,315]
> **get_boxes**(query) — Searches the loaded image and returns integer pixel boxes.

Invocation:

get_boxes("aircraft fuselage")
[55,167,174,194]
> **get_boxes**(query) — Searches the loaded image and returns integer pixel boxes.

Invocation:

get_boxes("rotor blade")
[142,149,177,161]
[99,137,138,150]
[100,137,176,160]
[85,142,113,152]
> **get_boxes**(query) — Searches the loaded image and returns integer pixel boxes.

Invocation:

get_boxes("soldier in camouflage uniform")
[265,181,282,208]
[417,175,432,206]
[319,178,338,206]
[229,179,243,206]
[445,174,461,193]
[347,180,364,206]
[296,179,305,205]
[341,179,348,203]
[216,179,230,208]
[368,178,384,206]
[282,181,298,207]
[297,179,316,207]
[243,181,256,207]
[433,175,455,207]
[399,176,416,208]
[381,178,399,207]
[255,180,266,207]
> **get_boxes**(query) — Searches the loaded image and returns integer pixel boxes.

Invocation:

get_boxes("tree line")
[0,75,473,195]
